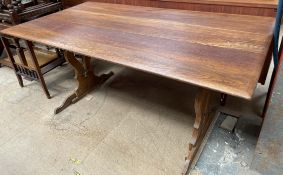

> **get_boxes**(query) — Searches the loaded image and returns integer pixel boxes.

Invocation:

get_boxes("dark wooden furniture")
[0,0,62,67]
[0,0,62,25]
[1,2,274,174]
[1,37,65,98]
[0,24,8,56]
[0,0,64,99]
[62,0,277,16]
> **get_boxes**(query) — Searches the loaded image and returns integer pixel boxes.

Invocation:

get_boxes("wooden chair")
[0,0,62,67]
[0,0,64,99]
[1,36,65,99]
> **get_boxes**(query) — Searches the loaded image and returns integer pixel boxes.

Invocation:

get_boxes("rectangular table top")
[1,2,274,99]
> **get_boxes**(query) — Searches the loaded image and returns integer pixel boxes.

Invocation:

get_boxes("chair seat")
[4,48,58,68]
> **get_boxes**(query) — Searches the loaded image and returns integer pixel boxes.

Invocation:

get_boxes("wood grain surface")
[1,2,274,99]
[160,0,277,8]
[62,0,277,8]
[61,0,277,17]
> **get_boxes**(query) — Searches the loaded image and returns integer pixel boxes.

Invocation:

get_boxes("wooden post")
[182,88,214,175]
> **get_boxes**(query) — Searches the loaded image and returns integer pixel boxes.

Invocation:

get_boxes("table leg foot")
[54,51,113,114]
[54,93,77,114]
[182,88,213,175]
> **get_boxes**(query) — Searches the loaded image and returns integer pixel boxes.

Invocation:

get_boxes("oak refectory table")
[0,2,274,174]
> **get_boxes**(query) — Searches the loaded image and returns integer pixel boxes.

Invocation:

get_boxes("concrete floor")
[0,59,270,175]
[193,113,262,175]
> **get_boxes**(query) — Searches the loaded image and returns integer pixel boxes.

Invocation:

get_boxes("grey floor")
[0,59,271,175]
[192,113,262,175]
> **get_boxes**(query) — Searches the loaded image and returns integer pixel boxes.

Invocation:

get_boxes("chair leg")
[16,75,24,87]
[1,37,24,88]
[37,73,51,99]
[25,40,51,99]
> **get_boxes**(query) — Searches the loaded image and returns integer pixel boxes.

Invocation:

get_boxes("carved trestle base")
[182,88,214,175]
[55,51,215,175]
[54,51,113,114]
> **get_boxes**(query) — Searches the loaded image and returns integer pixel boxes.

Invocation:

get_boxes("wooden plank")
[62,0,277,16]
[160,0,277,8]
[0,2,274,99]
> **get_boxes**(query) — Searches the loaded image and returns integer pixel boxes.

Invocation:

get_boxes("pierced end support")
[54,51,114,114]
[182,88,214,175]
